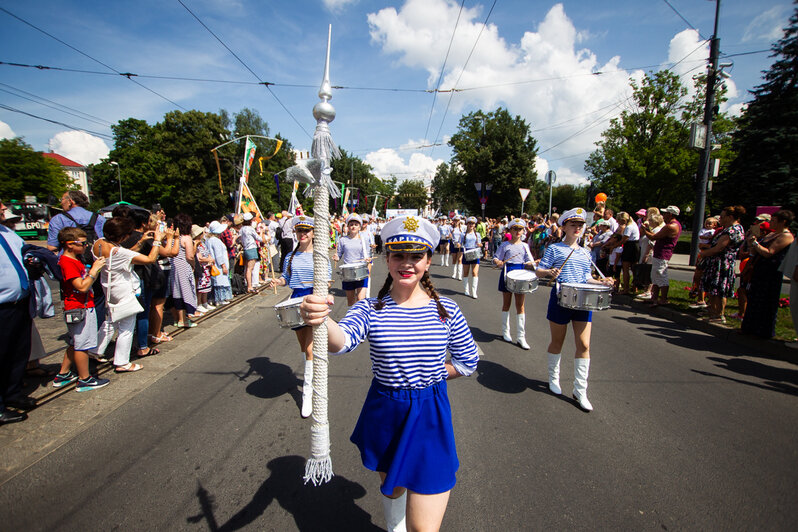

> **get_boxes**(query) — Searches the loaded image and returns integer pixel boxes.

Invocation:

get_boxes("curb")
[613,294,797,364]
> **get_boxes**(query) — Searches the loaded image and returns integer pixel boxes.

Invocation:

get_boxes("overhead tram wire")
[430,0,498,156]
[176,0,311,140]
[662,0,707,41]
[0,103,114,140]
[0,6,187,112]
[423,0,466,143]
[0,83,112,128]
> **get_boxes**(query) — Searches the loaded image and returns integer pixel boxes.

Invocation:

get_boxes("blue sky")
[0,0,790,188]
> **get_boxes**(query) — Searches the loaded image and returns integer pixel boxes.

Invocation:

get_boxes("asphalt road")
[2,257,797,531]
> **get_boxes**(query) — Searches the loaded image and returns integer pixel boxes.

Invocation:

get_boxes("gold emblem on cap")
[403,216,419,232]
[576,208,584,214]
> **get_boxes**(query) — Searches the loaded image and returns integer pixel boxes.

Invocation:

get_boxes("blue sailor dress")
[335,295,479,495]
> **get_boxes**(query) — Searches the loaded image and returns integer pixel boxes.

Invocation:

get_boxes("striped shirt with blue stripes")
[336,295,480,389]
[281,250,331,290]
[495,241,533,264]
[538,242,593,284]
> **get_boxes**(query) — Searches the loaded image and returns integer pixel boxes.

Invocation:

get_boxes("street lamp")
[109,161,123,202]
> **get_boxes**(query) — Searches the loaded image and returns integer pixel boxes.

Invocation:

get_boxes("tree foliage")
[395,179,428,210]
[722,5,798,215]
[585,71,698,213]
[329,149,395,215]
[0,138,73,200]
[447,108,538,217]
[430,162,465,214]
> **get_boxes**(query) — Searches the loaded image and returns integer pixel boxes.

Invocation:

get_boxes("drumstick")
[552,248,576,278]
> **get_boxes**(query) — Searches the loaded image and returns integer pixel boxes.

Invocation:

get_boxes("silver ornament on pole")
[302,24,340,487]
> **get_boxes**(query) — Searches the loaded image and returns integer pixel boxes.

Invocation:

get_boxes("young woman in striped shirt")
[536,208,615,411]
[301,215,479,532]
[266,216,330,418]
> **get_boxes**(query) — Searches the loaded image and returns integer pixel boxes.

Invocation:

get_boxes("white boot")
[471,276,478,299]
[382,491,407,532]
[366,280,372,298]
[502,311,511,342]
[463,276,471,297]
[440,253,445,266]
[547,353,562,395]
[516,314,530,350]
[573,358,593,411]
[457,263,463,280]
[301,359,313,418]
[451,262,458,278]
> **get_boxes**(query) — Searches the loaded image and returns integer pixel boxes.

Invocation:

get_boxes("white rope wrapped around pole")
[303,24,340,486]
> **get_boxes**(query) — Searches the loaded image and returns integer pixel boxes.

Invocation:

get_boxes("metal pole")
[690,0,721,266]
[548,182,553,220]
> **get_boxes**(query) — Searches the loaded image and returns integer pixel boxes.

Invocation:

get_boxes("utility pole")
[690,0,721,266]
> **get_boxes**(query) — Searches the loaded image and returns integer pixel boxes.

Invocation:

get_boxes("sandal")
[137,347,160,358]
[150,333,173,344]
[177,321,197,328]
[114,363,143,373]
[89,353,111,363]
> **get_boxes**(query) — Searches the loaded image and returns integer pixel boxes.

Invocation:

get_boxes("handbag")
[210,264,221,277]
[105,248,144,322]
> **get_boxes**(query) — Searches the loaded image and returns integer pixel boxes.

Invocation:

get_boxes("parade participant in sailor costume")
[492,218,537,349]
[266,216,331,418]
[461,216,482,299]
[337,213,372,306]
[300,215,479,532]
[450,216,464,280]
[535,208,615,412]
[438,217,452,267]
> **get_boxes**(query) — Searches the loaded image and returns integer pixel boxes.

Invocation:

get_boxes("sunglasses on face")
[67,240,88,246]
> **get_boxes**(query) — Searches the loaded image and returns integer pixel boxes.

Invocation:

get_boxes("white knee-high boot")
[382,492,407,532]
[463,275,471,296]
[516,313,530,350]
[547,353,562,394]
[457,262,463,280]
[573,358,593,411]
[440,252,445,266]
[502,311,511,341]
[471,276,478,299]
[301,359,313,418]
[445,252,450,266]
[451,261,458,278]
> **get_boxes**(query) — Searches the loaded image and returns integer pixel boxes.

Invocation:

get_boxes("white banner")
[385,208,419,218]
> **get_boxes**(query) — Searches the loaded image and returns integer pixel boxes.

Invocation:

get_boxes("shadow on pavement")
[186,455,382,531]
[468,326,498,344]
[240,357,302,410]
[691,357,798,397]
[475,359,552,396]
[614,315,745,357]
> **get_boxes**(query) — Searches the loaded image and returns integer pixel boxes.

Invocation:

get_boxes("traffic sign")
[545,170,556,186]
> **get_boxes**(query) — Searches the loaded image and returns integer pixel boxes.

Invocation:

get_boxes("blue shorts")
[342,277,369,291]
[243,248,259,261]
[351,379,458,496]
[547,287,592,324]
[498,263,526,292]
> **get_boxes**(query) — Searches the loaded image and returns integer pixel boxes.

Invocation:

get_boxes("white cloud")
[364,146,444,184]
[743,6,789,43]
[368,1,642,182]
[323,0,358,12]
[0,120,15,140]
[49,131,110,166]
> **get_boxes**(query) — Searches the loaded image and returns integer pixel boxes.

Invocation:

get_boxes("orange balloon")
[595,193,607,203]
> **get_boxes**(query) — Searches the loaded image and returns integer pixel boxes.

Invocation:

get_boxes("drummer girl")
[438,216,452,267]
[337,213,372,306]
[535,208,615,412]
[300,215,479,532]
[492,218,536,349]
[461,216,482,299]
[450,216,464,280]
[266,215,331,418]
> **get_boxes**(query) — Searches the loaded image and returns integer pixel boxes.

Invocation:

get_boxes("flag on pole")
[239,181,264,220]
[342,188,351,217]
[241,136,257,183]
[288,180,301,215]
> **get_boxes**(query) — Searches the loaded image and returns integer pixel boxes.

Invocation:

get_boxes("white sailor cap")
[466,216,478,224]
[507,218,527,230]
[292,215,314,230]
[559,208,587,225]
[345,213,363,225]
[382,215,440,253]
[242,212,254,221]
[208,221,224,234]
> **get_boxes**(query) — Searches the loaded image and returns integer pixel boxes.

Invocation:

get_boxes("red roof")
[42,152,84,167]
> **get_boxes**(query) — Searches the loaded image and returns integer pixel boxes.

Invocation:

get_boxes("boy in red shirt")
[54,227,110,391]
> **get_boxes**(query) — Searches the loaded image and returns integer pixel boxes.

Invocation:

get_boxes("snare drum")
[274,297,305,328]
[505,269,538,293]
[558,283,611,311]
[463,247,482,262]
[341,262,369,282]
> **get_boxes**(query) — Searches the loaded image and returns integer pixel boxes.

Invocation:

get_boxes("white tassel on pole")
[303,24,338,486]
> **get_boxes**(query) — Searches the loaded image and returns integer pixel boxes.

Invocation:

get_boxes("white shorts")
[651,257,670,287]
[66,306,98,351]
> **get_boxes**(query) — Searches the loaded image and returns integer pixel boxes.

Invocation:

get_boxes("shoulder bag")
[106,248,143,322]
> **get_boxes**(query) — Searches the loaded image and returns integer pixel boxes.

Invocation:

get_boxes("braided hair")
[286,243,300,279]
[372,251,449,320]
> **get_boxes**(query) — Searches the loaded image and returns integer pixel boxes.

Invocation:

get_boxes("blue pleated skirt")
[350,378,458,496]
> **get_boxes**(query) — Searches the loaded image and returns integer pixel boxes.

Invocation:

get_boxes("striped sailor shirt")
[281,250,331,289]
[336,295,479,389]
[538,242,593,284]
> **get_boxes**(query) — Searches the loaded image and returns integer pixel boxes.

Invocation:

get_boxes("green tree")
[395,179,428,210]
[721,6,798,215]
[584,71,696,212]
[0,138,72,200]
[430,162,465,214]
[448,108,538,217]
